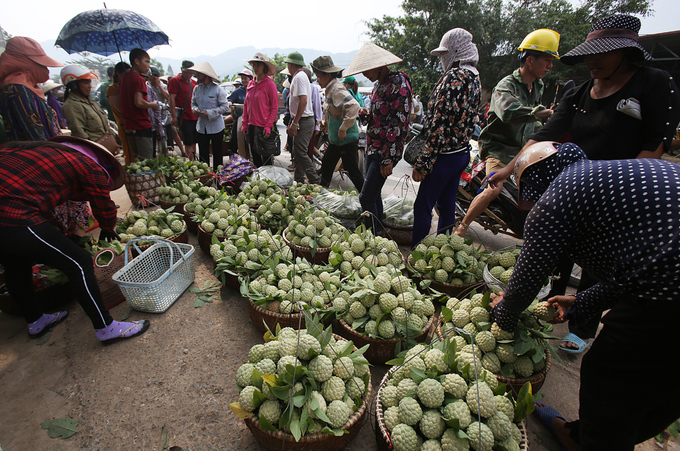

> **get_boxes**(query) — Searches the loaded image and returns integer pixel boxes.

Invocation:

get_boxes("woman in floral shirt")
[411,28,481,245]
[345,43,412,233]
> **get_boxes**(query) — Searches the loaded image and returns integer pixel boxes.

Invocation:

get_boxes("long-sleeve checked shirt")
[492,147,680,332]
[414,67,481,175]
[0,144,118,231]
[478,69,547,164]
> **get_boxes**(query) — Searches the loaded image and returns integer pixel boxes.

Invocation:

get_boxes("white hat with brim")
[280,67,291,76]
[345,42,403,76]
[245,52,278,76]
[283,79,291,89]
[188,62,220,82]
[41,79,63,94]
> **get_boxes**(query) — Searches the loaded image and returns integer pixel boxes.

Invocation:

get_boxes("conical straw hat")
[345,42,403,76]
[188,62,220,82]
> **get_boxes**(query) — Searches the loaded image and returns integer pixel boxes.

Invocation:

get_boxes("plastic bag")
[314,189,362,219]
[218,154,255,186]
[383,193,414,227]
[459,143,485,188]
[252,165,293,189]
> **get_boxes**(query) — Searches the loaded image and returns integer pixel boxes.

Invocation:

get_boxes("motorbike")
[403,123,526,238]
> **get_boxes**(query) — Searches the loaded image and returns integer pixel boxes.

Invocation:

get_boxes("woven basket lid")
[345,42,403,76]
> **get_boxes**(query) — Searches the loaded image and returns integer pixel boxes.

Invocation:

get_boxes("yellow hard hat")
[518,29,560,59]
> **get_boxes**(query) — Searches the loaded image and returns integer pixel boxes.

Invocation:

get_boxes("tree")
[366,0,652,101]
[151,58,164,76]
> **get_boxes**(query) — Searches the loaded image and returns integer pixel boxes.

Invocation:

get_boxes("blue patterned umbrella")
[55,9,169,56]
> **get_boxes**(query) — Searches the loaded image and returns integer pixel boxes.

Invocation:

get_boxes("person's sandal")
[28,311,69,337]
[97,320,150,346]
[558,333,591,354]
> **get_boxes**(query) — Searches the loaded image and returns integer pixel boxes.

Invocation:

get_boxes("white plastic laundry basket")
[112,237,195,313]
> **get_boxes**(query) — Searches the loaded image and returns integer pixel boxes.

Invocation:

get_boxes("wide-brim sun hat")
[245,52,278,75]
[561,14,652,66]
[188,62,220,82]
[310,56,344,73]
[280,67,291,76]
[345,42,403,76]
[49,136,125,191]
[41,79,63,94]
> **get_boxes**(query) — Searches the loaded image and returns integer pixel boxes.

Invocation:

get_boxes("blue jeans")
[359,154,387,233]
[412,152,469,246]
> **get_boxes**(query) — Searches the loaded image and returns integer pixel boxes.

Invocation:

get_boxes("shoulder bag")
[175,82,193,127]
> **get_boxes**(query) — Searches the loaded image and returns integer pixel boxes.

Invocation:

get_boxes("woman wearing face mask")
[410,28,482,246]
[0,36,64,141]
[61,64,114,143]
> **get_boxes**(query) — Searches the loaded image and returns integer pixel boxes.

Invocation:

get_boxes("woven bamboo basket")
[406,260,486,298]
[248,298,307,333]
[182,204,199,234]
[197,224,228,255]
[0,272,73,315]
[93,249,126,309]
[282,226,332,265]
[383,222,413,246]
[125,171,164,207]
[435,317,552,397]
[374,368,529,450]
[335,315,435,364]
[244,333,371,451]
[497,352,551,397]
[158,198,187,212]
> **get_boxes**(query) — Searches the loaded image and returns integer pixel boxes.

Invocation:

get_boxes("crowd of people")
[1,13,680,449]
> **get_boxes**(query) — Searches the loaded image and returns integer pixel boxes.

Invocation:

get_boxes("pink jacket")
[242,77,279,134]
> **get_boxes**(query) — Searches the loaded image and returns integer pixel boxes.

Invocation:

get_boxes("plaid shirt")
[0,145,117,231]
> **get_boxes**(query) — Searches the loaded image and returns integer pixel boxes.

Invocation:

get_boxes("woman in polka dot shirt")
[491,141,680,450]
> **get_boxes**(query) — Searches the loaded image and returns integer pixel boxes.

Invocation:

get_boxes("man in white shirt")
[284,51,321,184]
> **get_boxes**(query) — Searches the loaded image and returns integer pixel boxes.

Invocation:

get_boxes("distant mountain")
[40,40,363,82]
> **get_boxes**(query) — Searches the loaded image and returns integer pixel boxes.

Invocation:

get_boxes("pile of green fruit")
[196,200,258,238]
[439,292,560,379]
[284,210,344,250]
[485,246,521,286]
[408,232,488,286]
[242,260,343,314]
[125,157,161,175]
[212,229,294,278]
[335,269,436,342]
[230,319,371,442]
[329,226,404,275]
[235,177,285,208]
[162,156,211,180]
[116,208,186,242]
[378,337,530,451]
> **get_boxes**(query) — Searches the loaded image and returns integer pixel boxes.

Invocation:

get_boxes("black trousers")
[197,130,224,172]
[0,223,112,329]
[549,253,601,339]
[566,297,680,449]
[320,140,364,191]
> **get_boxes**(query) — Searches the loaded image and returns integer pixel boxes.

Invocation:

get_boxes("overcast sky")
[1,0,677,61]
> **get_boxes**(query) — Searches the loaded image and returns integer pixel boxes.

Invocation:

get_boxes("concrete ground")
[0,123,677,450]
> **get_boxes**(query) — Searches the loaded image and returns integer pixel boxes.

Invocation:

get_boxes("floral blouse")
[414,67,481,175]
[366,71,412,166]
